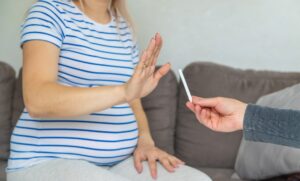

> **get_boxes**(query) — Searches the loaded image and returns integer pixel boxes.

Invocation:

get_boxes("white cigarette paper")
[178,69,192,102]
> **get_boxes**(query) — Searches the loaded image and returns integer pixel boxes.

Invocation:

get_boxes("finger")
[195,105,204,123]
[154,63,171,80]
[200,108,214,129]
[150,33,161,65]
[203,109,209,121]
[160,157,175,172]
[136,51,149,73]
[142,64,154,80]
[148,65,156,77]
[146,37,156,51]
[193,97,221,108]
[169,156,183,168]
[196,106,211,127]
[192,96,204,103]
[144,36,157,68]
[145,65,155,77]
[210,109,220,130]
[206,108,214,129]
[175,157,185,165]
[148,158,157,180]
[186,102,195,112]
[195,104,202,113]
[134,154,143,174]
[146,37,157,66]
[152,33,163,66]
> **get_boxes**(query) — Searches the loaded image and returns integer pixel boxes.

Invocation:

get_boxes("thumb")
[154,63,171,80]
[192,96,204,103]
[193,97,221,108]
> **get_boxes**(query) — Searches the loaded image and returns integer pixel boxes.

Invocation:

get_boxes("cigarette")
[178,69,192,102]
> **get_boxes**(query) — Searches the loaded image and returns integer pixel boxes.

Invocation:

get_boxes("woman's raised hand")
[124,33,170,102]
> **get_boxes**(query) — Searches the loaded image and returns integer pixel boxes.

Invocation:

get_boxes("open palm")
[125,33,170,102]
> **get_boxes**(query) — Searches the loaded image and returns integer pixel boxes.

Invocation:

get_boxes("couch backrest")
[0,62,15,161]
[141,68,178,154]
[175,62,300,169]
[10,69,24,130]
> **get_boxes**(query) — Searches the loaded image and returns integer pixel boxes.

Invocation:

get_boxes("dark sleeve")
[244,104,300,148]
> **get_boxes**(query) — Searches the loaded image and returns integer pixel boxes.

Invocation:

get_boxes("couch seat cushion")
[197,167,241,181]
[0,160,7,181]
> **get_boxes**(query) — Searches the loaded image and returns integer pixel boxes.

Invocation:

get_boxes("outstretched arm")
[187,96,300,148]
[23,33,170,118]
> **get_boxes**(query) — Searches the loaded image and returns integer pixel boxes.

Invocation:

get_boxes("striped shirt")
[7,0,139,172]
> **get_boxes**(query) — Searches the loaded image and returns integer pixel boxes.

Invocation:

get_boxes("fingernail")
[153,173,157,180]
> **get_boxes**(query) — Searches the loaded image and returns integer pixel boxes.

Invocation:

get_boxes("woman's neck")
[74,0,111,24]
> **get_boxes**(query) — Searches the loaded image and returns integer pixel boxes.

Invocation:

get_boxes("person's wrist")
[120,83,134,103]
[118,84,130,103]
[238,102,248,130]
[138,133,155,146]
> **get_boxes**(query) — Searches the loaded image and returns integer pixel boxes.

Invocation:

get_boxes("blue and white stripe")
[7,0,139,172]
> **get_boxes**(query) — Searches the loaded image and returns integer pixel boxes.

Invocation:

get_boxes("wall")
[128,0,300,73]
[1,0,300,73]
[0,0,35,72]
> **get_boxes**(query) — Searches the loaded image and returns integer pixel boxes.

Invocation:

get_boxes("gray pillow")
[235,83,300,180]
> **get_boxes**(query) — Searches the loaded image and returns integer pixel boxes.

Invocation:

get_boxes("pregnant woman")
[6,0,210,180]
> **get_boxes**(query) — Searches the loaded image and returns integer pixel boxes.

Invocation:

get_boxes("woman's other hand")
[133,135,184,179]
[124,33,170,102]
[186,96,247,132]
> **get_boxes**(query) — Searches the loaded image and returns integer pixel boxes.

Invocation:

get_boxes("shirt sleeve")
[244,104,300,148]
[20,1,65,48]
[131,43,140,66]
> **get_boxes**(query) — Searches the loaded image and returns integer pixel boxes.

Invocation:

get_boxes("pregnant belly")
[9,104,138,168]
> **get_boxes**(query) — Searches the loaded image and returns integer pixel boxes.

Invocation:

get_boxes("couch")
[1,61,300,181]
